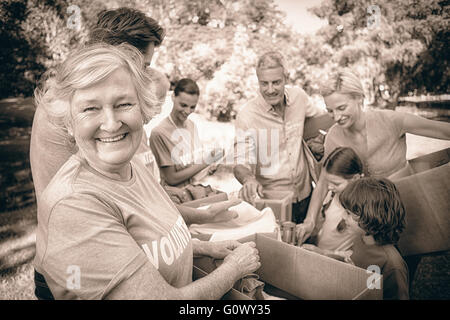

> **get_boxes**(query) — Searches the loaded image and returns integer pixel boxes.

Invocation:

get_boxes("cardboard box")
[408,147,450,175]
[393,149,450,256]
[255,190,293,222]
[193,233,383,300]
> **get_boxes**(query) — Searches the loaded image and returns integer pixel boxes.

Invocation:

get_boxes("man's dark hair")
[88,7,165,53]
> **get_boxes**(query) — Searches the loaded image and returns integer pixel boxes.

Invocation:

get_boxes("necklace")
[168,114,186,129]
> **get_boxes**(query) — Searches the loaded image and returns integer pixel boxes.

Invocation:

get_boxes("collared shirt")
[234,85,325,202]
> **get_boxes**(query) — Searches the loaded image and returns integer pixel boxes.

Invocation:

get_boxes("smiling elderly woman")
[33,43,260,300]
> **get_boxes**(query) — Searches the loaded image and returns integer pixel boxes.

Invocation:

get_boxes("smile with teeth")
[97,133,128,143]
[338,116,349,125]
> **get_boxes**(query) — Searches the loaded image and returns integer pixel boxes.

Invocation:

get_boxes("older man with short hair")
[233,51,325,223]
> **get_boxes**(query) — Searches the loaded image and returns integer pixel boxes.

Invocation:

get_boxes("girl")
[298,147,365,257]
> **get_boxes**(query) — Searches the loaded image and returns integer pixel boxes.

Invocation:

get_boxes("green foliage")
[305,0,449,108]
[121,0,301,120]
[0,0,106,99]
[1,0,447,116]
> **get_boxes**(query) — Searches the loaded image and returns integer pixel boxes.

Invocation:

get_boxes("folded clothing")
[189,201,278,241]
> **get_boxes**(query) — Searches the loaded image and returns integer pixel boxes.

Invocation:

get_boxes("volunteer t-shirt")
[351,236,409,300]
[149,116,203,187]
[33,155,193,299]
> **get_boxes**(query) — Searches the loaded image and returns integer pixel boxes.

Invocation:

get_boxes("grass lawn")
[0,97,449,299]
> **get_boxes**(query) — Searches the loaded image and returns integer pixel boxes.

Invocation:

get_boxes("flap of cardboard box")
[395,162,450,256]
[194,233,382,300]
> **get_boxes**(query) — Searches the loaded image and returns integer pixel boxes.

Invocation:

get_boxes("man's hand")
[207,163,219,175]
[239,177,264,206]
[295,220,315,246]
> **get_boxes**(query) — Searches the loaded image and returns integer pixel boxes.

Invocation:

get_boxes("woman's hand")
[224,241,261,278]
[202,199,241,223]
[295,220,315,246]
[203,240,242,259]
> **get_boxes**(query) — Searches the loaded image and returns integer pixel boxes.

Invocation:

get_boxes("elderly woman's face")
[70,67,143,176]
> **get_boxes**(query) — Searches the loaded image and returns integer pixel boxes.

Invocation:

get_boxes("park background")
[0,0,449,299]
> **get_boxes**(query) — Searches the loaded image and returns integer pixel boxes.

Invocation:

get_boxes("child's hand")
[301,244,325,255]
[295,220,315,245]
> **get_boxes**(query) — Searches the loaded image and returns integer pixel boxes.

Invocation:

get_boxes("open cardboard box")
[255,190,293,222]
[193,233,383,300]
[393,148,450,256]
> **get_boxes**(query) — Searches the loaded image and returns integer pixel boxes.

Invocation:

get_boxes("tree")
[0,0,107,99]
[121,0,302,120]
[306,0,449,108]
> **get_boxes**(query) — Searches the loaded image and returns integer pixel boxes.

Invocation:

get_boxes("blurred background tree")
[0,0,106,98]
[306,0,449,108]
[1,0,448,118]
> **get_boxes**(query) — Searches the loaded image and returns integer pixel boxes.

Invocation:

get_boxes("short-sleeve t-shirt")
[351,236,409,300]
[316,194,364,252]
[33,155,193,299]
[149,116,203,187]
[324,109,407,178]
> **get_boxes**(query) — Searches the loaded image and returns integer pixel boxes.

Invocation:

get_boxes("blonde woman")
[296,69,450,245]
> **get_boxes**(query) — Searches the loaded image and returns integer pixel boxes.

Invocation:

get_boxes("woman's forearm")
[177,205,208,225]
[163,164,208,186]
[304,172,328,225]
[105,257,240,300]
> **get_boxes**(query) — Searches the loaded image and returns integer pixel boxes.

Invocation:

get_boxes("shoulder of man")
[234,97,261,127]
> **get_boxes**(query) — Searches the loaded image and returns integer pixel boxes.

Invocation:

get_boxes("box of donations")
[393,147,450,256]
[193,233,383,300]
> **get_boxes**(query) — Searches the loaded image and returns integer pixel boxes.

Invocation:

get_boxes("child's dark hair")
[323,147,363,179]
[174,78,200,96]
[89,7,165,53]
[339,177,406,245]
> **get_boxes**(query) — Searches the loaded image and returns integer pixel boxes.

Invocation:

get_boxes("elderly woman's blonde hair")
[320,69,365,99]
[34,43,158,135]
[256,51,290,79]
